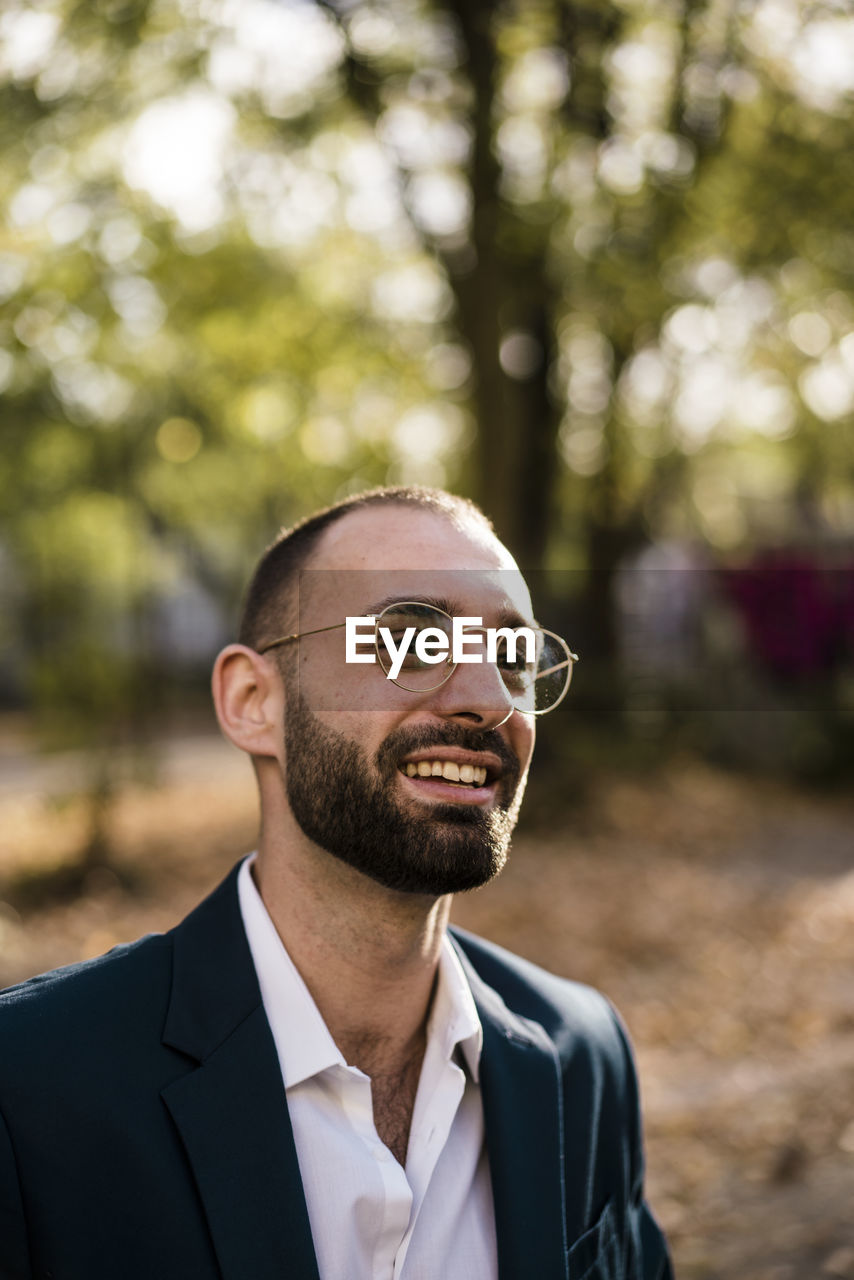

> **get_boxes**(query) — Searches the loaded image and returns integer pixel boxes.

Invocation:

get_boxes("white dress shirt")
[237,855,498,1280]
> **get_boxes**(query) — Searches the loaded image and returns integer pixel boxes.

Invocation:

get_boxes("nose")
[429,653,517,730]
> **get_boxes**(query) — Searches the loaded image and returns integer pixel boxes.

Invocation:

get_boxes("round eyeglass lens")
[492,627,572,715]
[375,603,455,691]
[374,603,574,711]
[529,629,574,714]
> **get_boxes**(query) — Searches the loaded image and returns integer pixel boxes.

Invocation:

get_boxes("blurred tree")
[0,0,442,873]
[1,0,854,851]
[308,0,854,641]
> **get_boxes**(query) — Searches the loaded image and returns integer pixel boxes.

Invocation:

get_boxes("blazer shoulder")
[0,932,172,1075]
[0,929,170,1005]
[0,861,249,1086]
[449,925,629,1067]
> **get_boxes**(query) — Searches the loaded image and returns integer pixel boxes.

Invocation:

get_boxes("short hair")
[238,486,494,651]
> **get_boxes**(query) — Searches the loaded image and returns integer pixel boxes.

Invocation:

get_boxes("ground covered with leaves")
[2,736,853,1279]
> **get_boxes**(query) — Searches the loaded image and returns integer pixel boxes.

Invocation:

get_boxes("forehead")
[303,504,534,620]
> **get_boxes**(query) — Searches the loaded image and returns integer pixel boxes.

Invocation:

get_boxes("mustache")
[375,723,521,785]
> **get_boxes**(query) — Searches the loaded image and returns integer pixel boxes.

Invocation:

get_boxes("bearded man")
[0,486,672,1280]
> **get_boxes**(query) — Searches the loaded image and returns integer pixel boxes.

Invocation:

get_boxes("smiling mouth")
[399,759,491,789]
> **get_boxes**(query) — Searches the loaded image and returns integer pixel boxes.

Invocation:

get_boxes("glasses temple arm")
[536,652,579,680]
[259,620,348,653]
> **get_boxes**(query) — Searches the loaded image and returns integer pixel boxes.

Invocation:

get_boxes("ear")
[212,644,284,760]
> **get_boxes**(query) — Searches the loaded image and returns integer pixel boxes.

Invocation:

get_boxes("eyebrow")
[362,594,537,631]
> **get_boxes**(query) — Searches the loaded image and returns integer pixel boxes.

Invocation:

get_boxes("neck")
[252,824,451,1076]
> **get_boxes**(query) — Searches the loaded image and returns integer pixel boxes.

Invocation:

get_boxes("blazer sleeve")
[0,1105,32,1280]
[609,1006,674,1280]
[639,1201,674,1280]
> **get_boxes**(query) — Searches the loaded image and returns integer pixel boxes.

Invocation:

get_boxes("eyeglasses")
[258,600,578,716]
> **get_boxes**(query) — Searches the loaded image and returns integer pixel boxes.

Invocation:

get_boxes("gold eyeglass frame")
[258,600,579,715]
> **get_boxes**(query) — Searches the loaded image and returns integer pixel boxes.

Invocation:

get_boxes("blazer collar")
[160,862,320,1280]
[451,934,569,1280]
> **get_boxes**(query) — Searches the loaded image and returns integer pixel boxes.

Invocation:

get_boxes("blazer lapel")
[160,864,320,1280]
[453,944,569,1280]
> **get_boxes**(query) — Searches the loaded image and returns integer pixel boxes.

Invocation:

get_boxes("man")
[0,486,672,1280]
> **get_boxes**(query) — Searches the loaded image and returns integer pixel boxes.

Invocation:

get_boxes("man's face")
[276,505,537,897]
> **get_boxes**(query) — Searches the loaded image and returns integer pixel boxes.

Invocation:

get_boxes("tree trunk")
[443,0,561,569]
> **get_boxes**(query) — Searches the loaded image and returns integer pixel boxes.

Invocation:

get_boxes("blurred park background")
[1,0,854,1275]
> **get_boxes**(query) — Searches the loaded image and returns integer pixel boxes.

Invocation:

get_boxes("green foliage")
[1,0,852,774]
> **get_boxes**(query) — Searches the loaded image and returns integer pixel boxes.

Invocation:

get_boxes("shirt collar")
[431,932,483,1082]
[238,854,344,1086]
[238,854,483,1088]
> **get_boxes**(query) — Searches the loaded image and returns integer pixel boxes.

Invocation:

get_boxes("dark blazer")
[0,863,672,1280]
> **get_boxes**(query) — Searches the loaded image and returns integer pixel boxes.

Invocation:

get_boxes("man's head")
[213,487,538,898]
[237,487,495,652]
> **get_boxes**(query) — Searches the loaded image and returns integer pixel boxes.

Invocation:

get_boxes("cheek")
[302,700,411,751]
[302,652,422,719]
[296,655,365,715]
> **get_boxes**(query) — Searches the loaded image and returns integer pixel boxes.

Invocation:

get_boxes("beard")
[282,692,526,896]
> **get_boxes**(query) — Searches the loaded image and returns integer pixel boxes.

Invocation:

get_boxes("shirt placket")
[333,1066,414,1280]
[391,1047,467,1278]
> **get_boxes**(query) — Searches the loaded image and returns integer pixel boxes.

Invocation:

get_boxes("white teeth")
[402,760,490,786]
